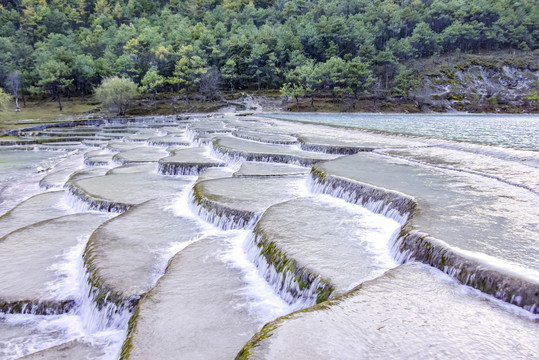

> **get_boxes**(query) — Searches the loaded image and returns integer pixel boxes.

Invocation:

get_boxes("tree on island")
[95,76,138,116]
[0,88,12,111]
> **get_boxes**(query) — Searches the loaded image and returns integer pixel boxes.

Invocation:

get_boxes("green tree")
[314,57,352,103]
[280,82,305,111]
[72,54,96,97]
[392,64,418,99]
[95,76,138,116]
[169,45,208,101]
[36,59,73,111]
[0,88,12,111]
[410,21,439,58]
[140,66,165,110]
[221,58,237,93]
[248,43,278,90]
[347,57,374,98]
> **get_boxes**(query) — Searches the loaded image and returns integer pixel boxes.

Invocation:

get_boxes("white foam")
[221,230,295,324]
[452,247,539,283]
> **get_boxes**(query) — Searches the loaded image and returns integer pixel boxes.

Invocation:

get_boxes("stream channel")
[0,113,537,359]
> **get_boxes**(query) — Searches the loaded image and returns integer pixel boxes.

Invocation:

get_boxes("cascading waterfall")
[306,170,412,225]
[307,166,539,313]
[2,114,537,359]
[243,232,332,308]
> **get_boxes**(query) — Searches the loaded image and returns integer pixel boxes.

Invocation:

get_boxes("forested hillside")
[0,0,538,112]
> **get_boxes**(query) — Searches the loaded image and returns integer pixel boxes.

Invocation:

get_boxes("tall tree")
[36,59,73,111]
[5,70,22,111]
[140,66,165,110]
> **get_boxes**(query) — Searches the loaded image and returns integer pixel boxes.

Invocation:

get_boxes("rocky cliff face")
[416,54,539,112]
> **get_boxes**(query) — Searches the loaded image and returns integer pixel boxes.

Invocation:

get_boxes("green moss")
[310,166,328,184]
[252,229,333,304]
[119,304,141,360]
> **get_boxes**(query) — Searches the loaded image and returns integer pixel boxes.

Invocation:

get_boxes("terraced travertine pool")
[0,114,537,359]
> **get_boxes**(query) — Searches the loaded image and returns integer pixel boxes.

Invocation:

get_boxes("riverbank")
[1,88,537,134]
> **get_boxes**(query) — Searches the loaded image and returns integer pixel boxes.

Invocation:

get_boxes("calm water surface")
[265,113,539,149]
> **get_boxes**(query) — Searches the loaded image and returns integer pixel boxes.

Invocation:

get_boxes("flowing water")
[0,114,537,359]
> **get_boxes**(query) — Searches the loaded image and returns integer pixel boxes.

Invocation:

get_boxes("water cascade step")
[233,162,309,177]
[211,135,339,165]
[65,164,191,212]
[157,147,225,175]
[297,134,377,154]
[38,153,86,189]
[191,175,309,229]
[84,199,204,310]
[120,235,261,360]
[112,146,169,164]
[147,135,190,147]
[237,263,539,359]
[232,130,299,145]
[246,196,400,306]
[310,152,539,312]
[0,213,110,314]
[84,149,115,167]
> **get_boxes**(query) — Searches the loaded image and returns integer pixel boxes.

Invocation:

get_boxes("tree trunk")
[14,89,20,111]
[295,95,299,111]
[57,91,62,111]
[154,89,157,110]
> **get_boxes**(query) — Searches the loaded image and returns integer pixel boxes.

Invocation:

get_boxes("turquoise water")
[264,113,539,149]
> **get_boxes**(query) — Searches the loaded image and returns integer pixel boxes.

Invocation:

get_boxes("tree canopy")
[0,88,12,111]
[0,0,537,107]
[95,76,137,115]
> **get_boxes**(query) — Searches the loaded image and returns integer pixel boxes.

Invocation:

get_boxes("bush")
[0,88,12,111]
[95,77,138,116]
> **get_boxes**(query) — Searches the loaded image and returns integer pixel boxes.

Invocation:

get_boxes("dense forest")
[0,0,538,112]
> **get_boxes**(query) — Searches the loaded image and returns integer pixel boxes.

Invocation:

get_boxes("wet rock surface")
[84,199,203,306]
[123,236,261,360]
[0,213,110,314]
[238,263,539,360]
[157,146,225,175]
[0,114,537,358]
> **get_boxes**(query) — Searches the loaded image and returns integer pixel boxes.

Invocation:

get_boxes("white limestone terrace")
[245,196,400,306]
[238,263,539,360]
[83,199,204,310]
[0,213,110,315]
[65,164,191,213]
[190,175,310,230]
[211,134,339,166]
[121,235,262,360]
[157,146,225,175]
[0,113,537,359]
[310,152,539,311]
